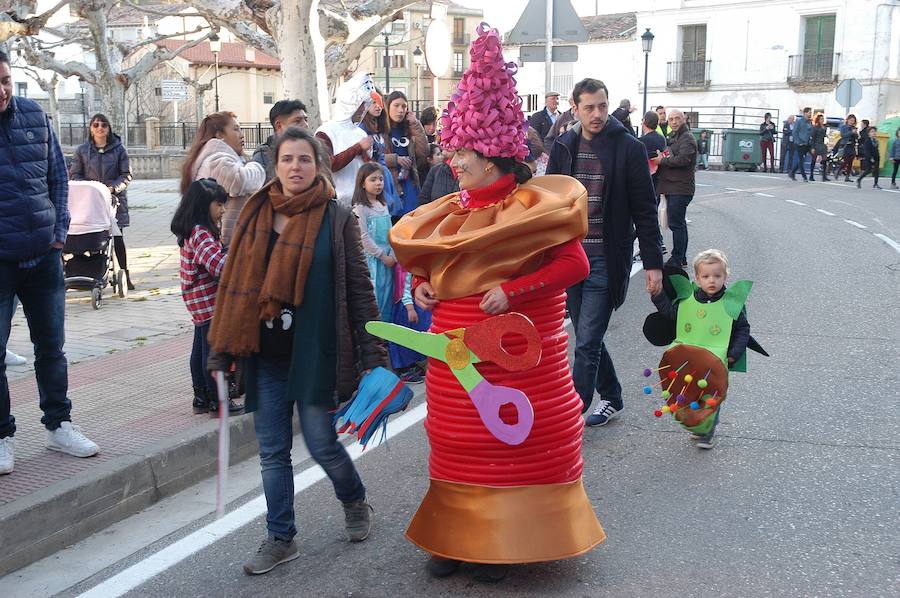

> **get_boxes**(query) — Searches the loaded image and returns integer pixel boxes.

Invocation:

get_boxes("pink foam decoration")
[440,22,529,162]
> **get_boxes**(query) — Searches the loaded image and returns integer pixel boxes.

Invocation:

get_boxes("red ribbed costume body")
[425,292,584,486]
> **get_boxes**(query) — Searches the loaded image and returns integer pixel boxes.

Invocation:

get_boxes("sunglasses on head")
[91,122,109,129]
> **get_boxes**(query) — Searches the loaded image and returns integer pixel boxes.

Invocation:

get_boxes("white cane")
[213,370,230,519]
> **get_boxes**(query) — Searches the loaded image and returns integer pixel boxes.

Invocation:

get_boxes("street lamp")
[382,22,395,93]
[413,46,424,108]
[641,28,654,117]
[209,31,221,113]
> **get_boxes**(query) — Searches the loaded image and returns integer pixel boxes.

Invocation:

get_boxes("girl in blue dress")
[383,91,429,219]
[351,163,394,322]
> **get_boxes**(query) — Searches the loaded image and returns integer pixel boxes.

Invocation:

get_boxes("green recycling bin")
[722,128,762,171]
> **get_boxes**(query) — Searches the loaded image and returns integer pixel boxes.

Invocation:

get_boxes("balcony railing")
[453,33,471,45]
[787,52,839,84]
[667,60,711,89]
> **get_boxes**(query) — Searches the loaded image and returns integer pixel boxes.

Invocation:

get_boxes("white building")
[505,1,900,126]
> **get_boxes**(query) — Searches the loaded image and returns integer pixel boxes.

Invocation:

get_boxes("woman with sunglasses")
[70,113,135,289]
[181,111,266,247]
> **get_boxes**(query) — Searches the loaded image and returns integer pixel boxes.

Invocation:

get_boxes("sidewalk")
[0,181,260,576]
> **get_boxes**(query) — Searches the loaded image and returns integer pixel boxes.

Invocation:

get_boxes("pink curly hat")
[440,23,529,162]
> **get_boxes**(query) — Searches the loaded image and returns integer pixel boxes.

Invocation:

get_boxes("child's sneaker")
[694,434,715,449]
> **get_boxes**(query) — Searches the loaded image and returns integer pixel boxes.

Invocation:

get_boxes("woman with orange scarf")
[389,24,605,582]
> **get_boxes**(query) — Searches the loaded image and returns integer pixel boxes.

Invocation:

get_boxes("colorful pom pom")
[661,390,670,399]
[690,401,700,410]
[654,410,663,417]
[643,386,652,394]
[676,394,686,405]
[661,405,670,413]
[667,371,677,379]
[697,379,708,389]
[684,374,693,383]
[643,368,652,377]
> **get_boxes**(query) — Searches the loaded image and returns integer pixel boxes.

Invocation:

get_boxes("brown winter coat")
[657,124,698,196]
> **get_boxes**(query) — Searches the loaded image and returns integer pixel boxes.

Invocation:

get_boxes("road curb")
[0,413,260,577]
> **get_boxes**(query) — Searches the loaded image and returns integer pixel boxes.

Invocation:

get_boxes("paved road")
[8,171,900,597]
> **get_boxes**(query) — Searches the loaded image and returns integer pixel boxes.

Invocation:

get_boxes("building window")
[803,14,836,55]
[670,24,709,87]
[453,18,465,45]
[788,14,837,82]
[16,82,27,97]
[453,51,464,76]
[680,24,707,62]
[382,50,407,70]
[263,92,274,104]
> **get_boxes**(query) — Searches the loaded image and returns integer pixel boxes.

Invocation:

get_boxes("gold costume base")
[405,478,605,564]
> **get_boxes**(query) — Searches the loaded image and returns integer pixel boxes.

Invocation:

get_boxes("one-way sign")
[508,0,588,44]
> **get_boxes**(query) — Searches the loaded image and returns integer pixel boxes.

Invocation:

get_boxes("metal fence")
[668,105,781,158]
[787,53,839,84]
[667,60,711,88]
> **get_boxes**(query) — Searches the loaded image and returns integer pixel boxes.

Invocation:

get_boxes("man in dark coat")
[252,99,309,180]
[528,91,561,142]
[0,51,99,475]
[652,109,697,269]
[610,98,636,136]
[639,110,667,255]
[546,78,663,427]
[779,115,795,173]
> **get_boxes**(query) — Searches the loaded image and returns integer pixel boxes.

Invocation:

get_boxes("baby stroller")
[64,181,126,309]
[824,144,847,178]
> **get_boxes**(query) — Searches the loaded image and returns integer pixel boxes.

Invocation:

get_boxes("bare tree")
[188,0,419,127]
[5,0,211,130]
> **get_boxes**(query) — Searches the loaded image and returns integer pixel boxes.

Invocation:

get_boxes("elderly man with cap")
[528,90,561,142]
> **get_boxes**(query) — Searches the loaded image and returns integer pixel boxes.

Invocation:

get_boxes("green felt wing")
[669,275,693,302]
[723,280,753,320]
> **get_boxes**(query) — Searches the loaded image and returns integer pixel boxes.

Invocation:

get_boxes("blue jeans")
[190,321,215,392]
[0,248,71,438]
[697,154,709,169]
[567,255,622,413]
[253,356,365,540]
[665,194,693,266]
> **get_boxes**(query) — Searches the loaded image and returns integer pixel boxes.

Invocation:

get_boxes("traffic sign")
[160,80,188,102]
[519,45,578,62]
[835,79,862,109]
[508,0,588,44]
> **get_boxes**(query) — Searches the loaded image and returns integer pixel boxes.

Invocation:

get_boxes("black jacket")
[781,121,794,145]
[759,120,777,142]
[860,136,881,167]
[546,116,663,309]
[419,162,459,204]
[611,107,635,136]
[70,134,133,227]
[528,108,556,142]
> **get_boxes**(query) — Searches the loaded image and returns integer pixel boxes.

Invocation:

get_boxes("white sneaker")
[4,350,27,366]
[0,436,14,474]
[47,422,99,457]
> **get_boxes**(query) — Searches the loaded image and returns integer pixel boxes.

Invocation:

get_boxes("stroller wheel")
[116,269,128,299]
[91,287,102,310]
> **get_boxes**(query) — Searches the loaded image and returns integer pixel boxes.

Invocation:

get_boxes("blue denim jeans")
[253,356,365,540]
[567,255,622,413]
[190,321,215,392]
[0,249,71,438]
[665,194,693,266]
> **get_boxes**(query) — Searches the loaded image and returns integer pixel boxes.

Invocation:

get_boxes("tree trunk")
[276,0,329,128]
[47,84,60,139]
[95,77,128,134]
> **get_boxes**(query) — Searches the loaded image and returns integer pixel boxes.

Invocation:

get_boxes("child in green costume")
[650,249,751,449]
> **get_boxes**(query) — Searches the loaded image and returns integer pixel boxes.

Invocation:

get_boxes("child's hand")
[727,357,735,365]
[406,304,418,324]
[382,254,397,268]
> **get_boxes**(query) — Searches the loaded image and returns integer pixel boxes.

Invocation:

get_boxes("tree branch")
[119,0,203,19]
[119,25,208,53]
[16,37,97,83]
[325,5,415,82]
[123,34,211,85]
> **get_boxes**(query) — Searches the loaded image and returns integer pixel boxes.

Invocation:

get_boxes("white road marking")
[78,266,648,597]
[821,182,849,188]
[754,193,775,198]
[695,183,712,187]
[749,175,784,180]
[785,200,807,206]
[725,187,745,192]
[844,219,868,229]
[816,209,836,216]
[882,188,900,194]
[873,234,900,254]
[833,200,854,206]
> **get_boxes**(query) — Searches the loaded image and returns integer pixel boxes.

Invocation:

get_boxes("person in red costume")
[389,23,605,583]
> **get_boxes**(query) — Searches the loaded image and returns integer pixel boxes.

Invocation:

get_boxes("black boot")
[209,393,244,417]
[192,386,210,413]
[124,269,135,291]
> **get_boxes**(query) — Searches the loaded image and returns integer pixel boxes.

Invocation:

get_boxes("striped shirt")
[180,225,227,325]
[574,136,605,256]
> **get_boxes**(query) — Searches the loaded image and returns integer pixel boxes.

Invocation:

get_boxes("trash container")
[875,116,900,178]
[722,128,762,171]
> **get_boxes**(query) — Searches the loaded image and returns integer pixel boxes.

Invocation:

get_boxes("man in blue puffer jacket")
[0,51,99,475]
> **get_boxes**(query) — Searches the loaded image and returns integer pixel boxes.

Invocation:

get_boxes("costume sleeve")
[500,238,588,306]
[626,140,664,271]
[316,131,364,172]
[192,226,227,278]
[651,291,678,321]
[47,121,70,244]
[401,273,414,306]
[353,204,385,258]
[420,165,436,204]
[727,309,751,362]
[110,147,133,194]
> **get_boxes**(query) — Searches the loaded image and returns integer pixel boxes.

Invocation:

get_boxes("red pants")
[760,140,775,171]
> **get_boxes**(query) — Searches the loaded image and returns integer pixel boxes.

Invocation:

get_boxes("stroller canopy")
[68,181,116,236]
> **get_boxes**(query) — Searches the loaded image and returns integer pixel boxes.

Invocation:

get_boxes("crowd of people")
[1,27,893,585]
